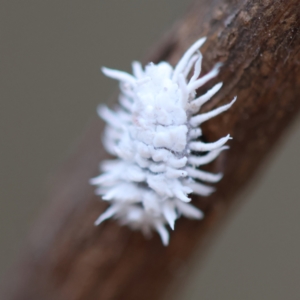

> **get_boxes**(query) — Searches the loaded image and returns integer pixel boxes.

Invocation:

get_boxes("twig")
[2,0,300,299]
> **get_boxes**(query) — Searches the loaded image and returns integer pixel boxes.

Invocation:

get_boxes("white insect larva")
[91,37,236,245]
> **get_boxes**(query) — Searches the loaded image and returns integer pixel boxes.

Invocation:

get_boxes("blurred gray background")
[1,1,300,299]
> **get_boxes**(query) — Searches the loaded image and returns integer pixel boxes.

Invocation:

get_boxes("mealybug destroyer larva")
[91,38,236,245]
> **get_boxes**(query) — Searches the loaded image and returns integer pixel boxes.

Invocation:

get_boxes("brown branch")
[2,0,300,299]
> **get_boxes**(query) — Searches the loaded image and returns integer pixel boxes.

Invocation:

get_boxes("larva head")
[132,62,187,128]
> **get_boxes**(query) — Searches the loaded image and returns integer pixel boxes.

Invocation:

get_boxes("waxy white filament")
[91,38,235,245]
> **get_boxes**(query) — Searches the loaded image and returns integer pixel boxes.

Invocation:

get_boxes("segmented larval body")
[91,38,236,245]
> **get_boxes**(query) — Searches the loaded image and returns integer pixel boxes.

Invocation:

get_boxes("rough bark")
[2,0,300,299]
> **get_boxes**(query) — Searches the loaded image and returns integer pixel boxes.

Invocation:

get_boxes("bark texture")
[2,0,300,299]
